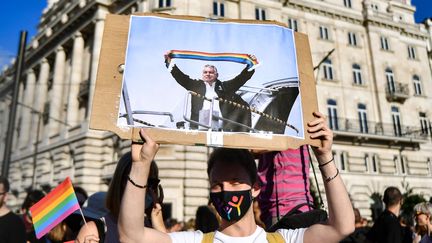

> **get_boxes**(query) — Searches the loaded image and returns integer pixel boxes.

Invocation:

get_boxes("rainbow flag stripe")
[169,50,259,68]
[30,177,80,239]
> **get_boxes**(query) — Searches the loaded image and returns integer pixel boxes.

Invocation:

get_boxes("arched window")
[323,59,334,80]
[327,99,338,130]
[385,68,395,93]
[352,64,363,85]
[358,103,368,133]
[413,75,423,96]
[391,106,402,136]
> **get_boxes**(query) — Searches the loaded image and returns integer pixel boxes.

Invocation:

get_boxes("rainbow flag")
[168,50,259,68]
[30,177,80,239]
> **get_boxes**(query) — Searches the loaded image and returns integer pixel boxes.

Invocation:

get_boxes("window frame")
[213,0,225,17]
[413,75,423,96]
[352,64,363,85]
[323,59,334,80]
[348,32,357,46]
[327,99,339,130]
[380,36,390,51]
[255,7,266,20]
[319,26,330,40]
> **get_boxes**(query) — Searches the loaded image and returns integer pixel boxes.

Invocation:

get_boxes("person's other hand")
[248,54,257,61]
[131,129,159,164]
[307,111,333,159]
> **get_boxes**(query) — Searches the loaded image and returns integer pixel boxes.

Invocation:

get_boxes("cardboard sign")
[90,13,320,150]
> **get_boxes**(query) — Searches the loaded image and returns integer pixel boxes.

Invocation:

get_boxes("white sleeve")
[276,228,306,243]
[169,230,204,243]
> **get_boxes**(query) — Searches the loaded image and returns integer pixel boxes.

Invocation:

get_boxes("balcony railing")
[385,81,409,103]
[329,117,430,142]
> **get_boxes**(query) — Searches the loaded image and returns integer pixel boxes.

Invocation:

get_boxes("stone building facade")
[0,0,431,221]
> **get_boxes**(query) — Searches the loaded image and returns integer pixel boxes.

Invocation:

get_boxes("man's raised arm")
[303,111,355,243]
[118,129,171,243]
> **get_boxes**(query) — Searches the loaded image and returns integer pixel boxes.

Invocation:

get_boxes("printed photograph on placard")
[118,15,304,138]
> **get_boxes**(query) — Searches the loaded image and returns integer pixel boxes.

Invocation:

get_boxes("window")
[371,154,379,173]
[213,1,225,17]
[323,59,334,80]
[419,112,430,135]
[364,154,370,172]
[391,106,402,136]
[408,45,416,59]
[344,0,352,8]
[380,36,390,50]
[348,32,357,46]
[255,7,266,20]
[400,156,407,175]
[385,68,395,93]
[158,0,171,8]
[358,103,368,133]
[319,26,329,40]
[288,18,298,32]
[428,158,432,175]
[339,152,348,171]
[352,64,363,85]
[327,99,339,130]
[413,75,423,96]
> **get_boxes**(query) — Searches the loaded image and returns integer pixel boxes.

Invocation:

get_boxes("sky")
[0,1,431,68]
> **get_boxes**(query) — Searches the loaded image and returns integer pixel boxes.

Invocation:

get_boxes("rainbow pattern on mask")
[168,50,259,68]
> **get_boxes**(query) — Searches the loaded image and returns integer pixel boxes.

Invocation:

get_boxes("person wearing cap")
[76,153,165,243]
[413,202,432,243]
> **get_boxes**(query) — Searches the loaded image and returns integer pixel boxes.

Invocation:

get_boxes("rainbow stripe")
[30,177,80,239]
[168,50,259,68]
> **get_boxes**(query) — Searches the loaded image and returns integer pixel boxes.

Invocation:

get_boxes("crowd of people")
[0,111,431,243]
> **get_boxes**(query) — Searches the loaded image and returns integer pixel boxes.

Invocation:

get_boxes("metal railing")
[328,117,430,141]
[385,81,409,102]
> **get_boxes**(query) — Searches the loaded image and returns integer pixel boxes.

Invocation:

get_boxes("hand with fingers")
[307,111,333,162]
[131,129,160,165]
[164,51,172,68]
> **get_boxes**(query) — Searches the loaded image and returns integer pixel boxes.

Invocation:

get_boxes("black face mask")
[210,189,252,222]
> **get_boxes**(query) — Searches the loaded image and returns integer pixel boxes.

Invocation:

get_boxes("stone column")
[66,32,84,127]
[87,7,107,119]
[33,59,50,143]
[49,46,66,136]
[19,69,36,147]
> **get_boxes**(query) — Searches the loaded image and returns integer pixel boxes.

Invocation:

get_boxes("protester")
[367,186,404,243]
[119,111,354,243]
[195,205,219,233]
[21,189,46,243]
[255,146,313,229]
[340,208,370,243]
[76,152,166,242]
[413,202,432,243]
[0,176,26,243]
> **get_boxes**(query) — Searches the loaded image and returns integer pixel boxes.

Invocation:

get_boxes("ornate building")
[0,0,431,220]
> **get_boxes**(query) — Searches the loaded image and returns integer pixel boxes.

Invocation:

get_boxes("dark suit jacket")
[171,64,254,132]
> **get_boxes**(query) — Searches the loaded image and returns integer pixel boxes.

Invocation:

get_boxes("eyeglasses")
[415,211,426,217]
[0,192,6,196]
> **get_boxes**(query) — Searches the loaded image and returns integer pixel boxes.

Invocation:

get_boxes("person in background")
[21,189,46,243]
[74,186,88,207]
[118,112,355,243]
[194,205,219,233]
[413,202,432,243]
[76,152,166,243]
[367,186,404,243]
[255,146,313,229]
[0,176,26,243]
[340,208,370,243]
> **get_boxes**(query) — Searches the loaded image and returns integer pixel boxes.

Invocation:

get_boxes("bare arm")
[118,129,172,243]
[303,111,355,243]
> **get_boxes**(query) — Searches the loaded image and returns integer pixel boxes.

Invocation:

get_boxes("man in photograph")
[165,52,255,132]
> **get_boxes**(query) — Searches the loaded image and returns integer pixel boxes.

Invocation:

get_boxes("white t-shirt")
[169,226,305,243]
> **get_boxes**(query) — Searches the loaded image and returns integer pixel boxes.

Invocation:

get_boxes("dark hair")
[207,148,257,185]
[383,186,402,207]
[106,152,158,219]
[22,189,45,210]
[195,205,219,233]
[353,208,361,224]
[0,176,9,192]
[74,186,88,207]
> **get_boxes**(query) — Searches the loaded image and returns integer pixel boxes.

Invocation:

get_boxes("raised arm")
[222,66,255,93]
[118,129,171,243]
[303,111,355,243]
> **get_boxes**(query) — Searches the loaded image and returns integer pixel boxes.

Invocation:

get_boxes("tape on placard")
[206,130,223,147]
